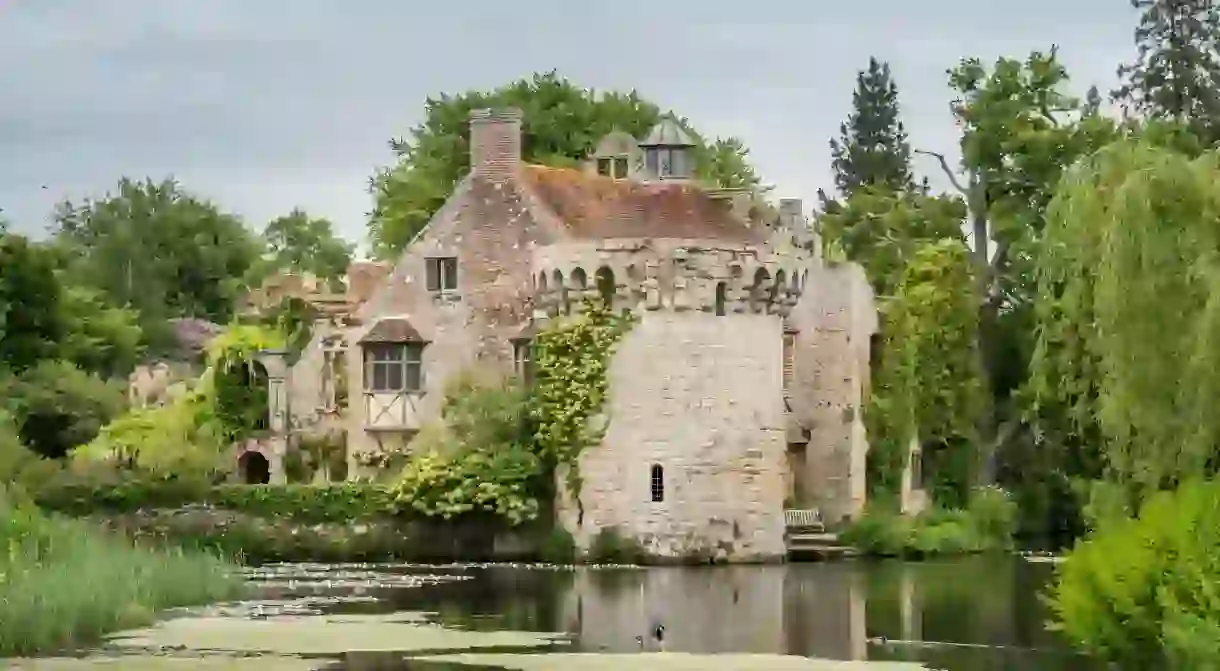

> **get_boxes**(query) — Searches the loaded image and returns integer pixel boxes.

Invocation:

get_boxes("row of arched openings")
[536,265,807,315]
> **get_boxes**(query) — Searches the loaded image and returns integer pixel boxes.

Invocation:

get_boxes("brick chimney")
[469,108,522,180]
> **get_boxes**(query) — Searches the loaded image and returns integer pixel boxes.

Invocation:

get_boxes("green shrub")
[388,375,544,525]
[539,526,577,564]
[1048,479,1220,669]
[842,486,1018,558]
[33,475,396,524]
[0,490,243,655]
[585,526,645,564]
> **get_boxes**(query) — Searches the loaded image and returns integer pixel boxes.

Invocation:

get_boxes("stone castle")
[199,108,878,562]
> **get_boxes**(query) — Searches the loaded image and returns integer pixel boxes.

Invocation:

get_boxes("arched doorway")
[238,450,271,484]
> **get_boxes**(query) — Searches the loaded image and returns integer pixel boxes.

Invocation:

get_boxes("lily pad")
[2,654,317,671]
[415,652,928,670]
[107,613,565,655]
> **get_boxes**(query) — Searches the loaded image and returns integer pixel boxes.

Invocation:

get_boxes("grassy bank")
[0,491,244,656]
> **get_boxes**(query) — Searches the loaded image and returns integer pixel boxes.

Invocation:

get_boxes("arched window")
[571,267,588,290]
[773,269,786,306]
[595,266,615,305]
[650,464,664,503]
[715,281,727,316]
[751,268,771,312]
[553,269,568,315]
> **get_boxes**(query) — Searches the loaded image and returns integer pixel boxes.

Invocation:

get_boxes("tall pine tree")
[1113,0,1220,145]
[828,57,918,197]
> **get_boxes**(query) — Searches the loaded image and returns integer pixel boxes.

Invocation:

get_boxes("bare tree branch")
[913,149,969,196]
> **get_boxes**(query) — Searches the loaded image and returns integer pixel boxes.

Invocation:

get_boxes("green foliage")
[34,479,395,524]
[828,56,920,196]
[56,285,144,378]
[1,360,128,459]
[249,208,354,289]
[0,233,65,373]
[586,526,646,564]
[389,376,542,525]
[367,71,762,256]
[1032,139,1220,505]
[1048,479,1220,669]
[841,485,1017,558]
[538,526,577,564]
[819,187,966,298]
[0,492,242,656]
[531,299,635,502]
[867,240,985,505]
[259,296,319,362]
[206,324,285,443]
[75,324,285,477]
[1113,0,1220,146]
[51,177,260,339]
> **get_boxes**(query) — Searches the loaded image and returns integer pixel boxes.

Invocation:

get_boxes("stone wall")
[786,262,876,525]
[344,110,557,473]
[557,310,788,562]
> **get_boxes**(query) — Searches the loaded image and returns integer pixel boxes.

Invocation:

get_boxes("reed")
[0,490,244,656]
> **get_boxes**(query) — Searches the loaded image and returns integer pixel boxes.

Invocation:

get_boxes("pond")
[8,556,1098,670]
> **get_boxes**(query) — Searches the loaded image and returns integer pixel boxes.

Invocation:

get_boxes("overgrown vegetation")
[530,299,635,507]
[388,300,634,529]
[73,324,284,478]
[1049,479,1220,669]
[0,417,242,655]
[840,485,1017,558]
[390,375,542,525]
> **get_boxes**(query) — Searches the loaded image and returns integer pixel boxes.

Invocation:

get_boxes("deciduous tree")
[52,178,260,339]
[368,71,763,256]
[253,208,354,288]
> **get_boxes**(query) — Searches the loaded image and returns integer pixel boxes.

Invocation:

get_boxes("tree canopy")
[1113,0,1220,146]
[52,177,260,338]
[250,208,354,289]
[367,71,763,257]
[828,57,919,196]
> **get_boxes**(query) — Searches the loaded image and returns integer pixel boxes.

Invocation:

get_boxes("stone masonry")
[281,107,878,562]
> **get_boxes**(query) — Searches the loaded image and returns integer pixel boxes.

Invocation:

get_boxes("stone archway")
[238,449,271,484]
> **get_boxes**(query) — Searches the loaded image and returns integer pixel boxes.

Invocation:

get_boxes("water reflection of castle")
[553,560,1045,661]
[557,563,931,660]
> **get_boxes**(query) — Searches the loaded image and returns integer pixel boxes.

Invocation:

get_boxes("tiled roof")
[521,165,764,243]
[359,316,423,344]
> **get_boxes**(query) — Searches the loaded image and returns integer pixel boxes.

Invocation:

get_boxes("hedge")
[34,481,396,524]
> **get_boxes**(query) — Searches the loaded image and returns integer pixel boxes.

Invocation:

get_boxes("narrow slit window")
[650,464,664,503]
[715,281,727,316]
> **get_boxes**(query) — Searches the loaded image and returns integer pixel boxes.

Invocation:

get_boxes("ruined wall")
[786,262,876,524]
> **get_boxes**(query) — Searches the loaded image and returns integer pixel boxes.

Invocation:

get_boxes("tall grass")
[0,489,245,656]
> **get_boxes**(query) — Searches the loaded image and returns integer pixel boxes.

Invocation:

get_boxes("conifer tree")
[828,57,919,196]
[1113,0,1220,144]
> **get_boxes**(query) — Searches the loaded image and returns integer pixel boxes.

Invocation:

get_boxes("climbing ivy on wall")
[867,239,985,508]
[1031,138,1220,510]
[530,299,635,506]
[206,324,286,443]
[76,324,285,478]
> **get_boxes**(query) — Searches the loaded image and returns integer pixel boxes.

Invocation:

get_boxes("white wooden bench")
[784,508,824,533]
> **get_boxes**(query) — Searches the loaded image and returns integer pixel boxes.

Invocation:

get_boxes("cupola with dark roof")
[639,116,696,182]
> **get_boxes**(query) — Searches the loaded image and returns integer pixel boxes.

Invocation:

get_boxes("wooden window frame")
[363,343,424,393]
[425,257,458,293]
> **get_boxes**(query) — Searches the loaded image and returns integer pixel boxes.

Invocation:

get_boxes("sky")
[0,1,1138,254]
